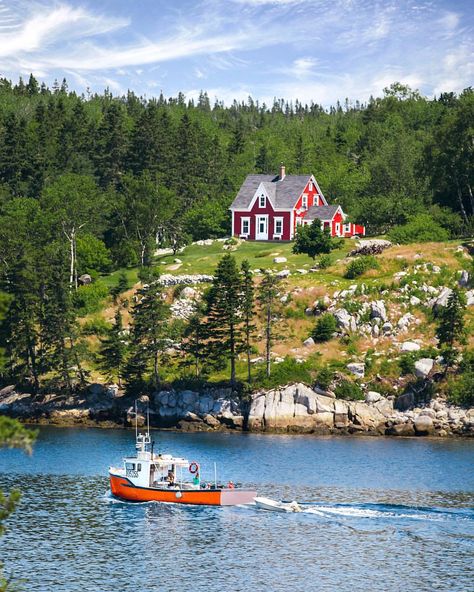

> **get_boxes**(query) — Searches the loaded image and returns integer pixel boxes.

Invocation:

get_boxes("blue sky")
[0,0,472,106]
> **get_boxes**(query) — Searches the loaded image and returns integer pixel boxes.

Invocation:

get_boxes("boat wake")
[281,501,474,523]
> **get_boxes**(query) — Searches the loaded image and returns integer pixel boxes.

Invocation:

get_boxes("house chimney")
[279,162,286,180]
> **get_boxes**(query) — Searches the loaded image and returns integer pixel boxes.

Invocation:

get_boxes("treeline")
[0,76,473,250]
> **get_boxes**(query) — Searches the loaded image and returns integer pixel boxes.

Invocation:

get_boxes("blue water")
[1,428,473,592]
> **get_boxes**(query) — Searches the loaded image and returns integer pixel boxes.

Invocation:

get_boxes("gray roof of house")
[305,205,340,221]
[230,174,311,210]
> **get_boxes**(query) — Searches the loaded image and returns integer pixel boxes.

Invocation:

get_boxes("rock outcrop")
[1,382,472,438]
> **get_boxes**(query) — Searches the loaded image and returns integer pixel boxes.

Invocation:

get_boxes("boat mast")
[135,399,138,443]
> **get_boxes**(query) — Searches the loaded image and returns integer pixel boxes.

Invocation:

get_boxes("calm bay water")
[1,427,473,592]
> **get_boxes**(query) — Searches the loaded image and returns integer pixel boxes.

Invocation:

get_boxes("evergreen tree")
[204,254,243,385]
[180,306,208,379]
[436,288,466,370]
[98,309,127,386]
[241,260,255,383]
[258,271,281,378]
[128,278,170,389]
[292,223,336,260]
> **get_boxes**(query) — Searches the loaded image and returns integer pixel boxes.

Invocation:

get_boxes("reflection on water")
[0,428,473,592]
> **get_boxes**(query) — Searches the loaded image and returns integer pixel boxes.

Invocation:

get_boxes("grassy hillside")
[84,238,473,392]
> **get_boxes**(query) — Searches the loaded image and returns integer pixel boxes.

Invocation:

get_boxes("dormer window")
[302,194,308,209]
[259,194,266,208]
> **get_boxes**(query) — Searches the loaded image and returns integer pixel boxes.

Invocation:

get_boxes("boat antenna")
[135,399,138,442]
[147,405,150,436]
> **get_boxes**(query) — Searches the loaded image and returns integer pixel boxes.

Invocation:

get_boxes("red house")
[230,165,365,241]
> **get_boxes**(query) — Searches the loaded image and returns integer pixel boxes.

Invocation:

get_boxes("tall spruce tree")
[127,278,170,389]
[180,306,208,379]
[98,309,127,386]
[258,271,281,378]
[436,288,466,370]
[205,254,243,385]
[241,260,255,383]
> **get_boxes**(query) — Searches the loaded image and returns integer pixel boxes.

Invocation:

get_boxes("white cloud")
[0,4,128,58]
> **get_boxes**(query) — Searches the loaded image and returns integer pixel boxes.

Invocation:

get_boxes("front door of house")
[256,215,268,240]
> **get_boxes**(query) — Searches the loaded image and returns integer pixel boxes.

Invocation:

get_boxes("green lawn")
[156,239,352,276]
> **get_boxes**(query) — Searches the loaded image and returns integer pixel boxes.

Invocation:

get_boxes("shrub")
[73,283,109,316]
[255,356,313,389]
[344,256,379,279]
[448,350,474,407]
[316,366,334,390]
[76,234,113,275]
[318,254,332,269]
[389,214,449,244]
[334,379,364,401]
[81,316,111,336]
[312,313,337,342]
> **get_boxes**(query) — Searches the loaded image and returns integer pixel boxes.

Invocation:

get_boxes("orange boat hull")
[109,474,256,506]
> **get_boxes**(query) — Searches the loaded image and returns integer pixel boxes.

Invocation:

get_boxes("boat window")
[137,463,141,471]
[125,463,135,470]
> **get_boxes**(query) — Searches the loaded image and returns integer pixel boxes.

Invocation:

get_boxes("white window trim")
[301,194,308,209]
[335,222,341,236]
[241,217,250,237]
[343,223,351,234]
[259,194,266,208]
[309,181,313,191]
[274,216,284,237]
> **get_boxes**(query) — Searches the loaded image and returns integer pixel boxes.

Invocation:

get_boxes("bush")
[389,214,449,244]
[312,313,337,342]
[318,254,332,269]
[255,356,313,389]
[81,316,111,336]
[73,283,109,316]
[76,234,112,275]
[315,366,334,390]
[448,350,474,407]
[344,256,379,279]
[334,379,364,401]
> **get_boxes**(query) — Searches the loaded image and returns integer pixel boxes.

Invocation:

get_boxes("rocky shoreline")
[1,382,473,438]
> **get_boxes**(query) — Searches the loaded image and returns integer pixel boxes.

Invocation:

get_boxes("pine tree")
[241,260,255,383]
[98,309,127,386]
[180,306,208,379]
[258,271,281,378]
[204,254,243,385]
[436,288,466,370]
[292,223,336,260]
[128,279,170,389]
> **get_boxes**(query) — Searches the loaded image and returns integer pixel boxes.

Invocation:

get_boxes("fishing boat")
[254,497,302,512]
[109,412,256,506]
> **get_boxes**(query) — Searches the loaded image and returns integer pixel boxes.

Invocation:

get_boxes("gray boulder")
[347,362,365,378]
[370,300,387,322]
[414,415,434,435]
[365,391,382,404]
[414,358,434,379]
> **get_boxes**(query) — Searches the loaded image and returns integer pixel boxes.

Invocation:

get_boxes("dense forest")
[0,74,472,392]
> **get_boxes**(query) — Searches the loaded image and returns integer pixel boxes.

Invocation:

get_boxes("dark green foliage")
[258,270,281,378]
[344,256,379,279]
[204,254,244,384]
[292,223,336,260]
[312,313,337,342]
[126,278,170,390]
[389,214,450,244]
[255,356,313,390]
[98,309,127,386]
[316,366,335,390]
[241,260,255,383]
[448,350,474,406]
[334,379,364,401]
[179,307,208,379]
[436,288,466,370]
